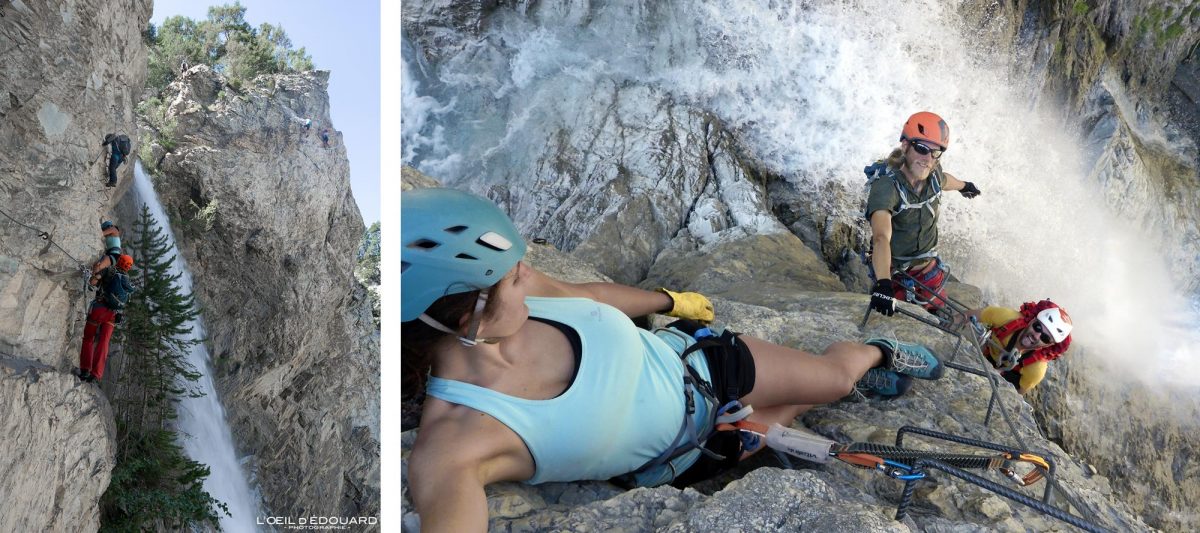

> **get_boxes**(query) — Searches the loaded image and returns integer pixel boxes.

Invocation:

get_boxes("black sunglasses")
[910,141,944,159]
[1031,321,1054,344]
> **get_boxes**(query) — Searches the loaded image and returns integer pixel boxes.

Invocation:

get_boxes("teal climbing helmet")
[401,188,527,322]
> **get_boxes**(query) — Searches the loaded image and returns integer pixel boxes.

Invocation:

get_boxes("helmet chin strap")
[418,289,492,347]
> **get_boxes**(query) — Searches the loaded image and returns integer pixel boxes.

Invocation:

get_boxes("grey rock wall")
[960,5,1200,530]
[0,0,150,365]
[1028,353,1200,531]
[400,233,1154,532]
[146,66,379,520]
[0,0,150,529]
[0,356,116,532]
[960,0,1200,289]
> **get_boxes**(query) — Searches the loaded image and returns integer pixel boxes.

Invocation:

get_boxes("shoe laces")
[855,368,891,395]
[887,341,932,373]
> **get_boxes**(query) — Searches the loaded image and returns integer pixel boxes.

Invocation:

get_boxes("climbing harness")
[860,270,1110,531]
[861,249,951,313]
[970,315,1022,371]
[616,325,754,487]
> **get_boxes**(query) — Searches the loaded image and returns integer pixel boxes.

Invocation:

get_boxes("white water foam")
[133,162,261,531]
[402,0,1199,386]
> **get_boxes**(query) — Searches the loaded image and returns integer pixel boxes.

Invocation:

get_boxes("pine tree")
[100,204,227,531]
[143,4,315,94]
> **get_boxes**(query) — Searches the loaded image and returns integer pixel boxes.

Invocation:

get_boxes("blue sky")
[152,0,381,225]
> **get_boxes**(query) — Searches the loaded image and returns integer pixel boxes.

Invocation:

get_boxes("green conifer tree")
[100,204,227,531]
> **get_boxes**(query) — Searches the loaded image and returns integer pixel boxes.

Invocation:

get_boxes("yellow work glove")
[656,288,715,324]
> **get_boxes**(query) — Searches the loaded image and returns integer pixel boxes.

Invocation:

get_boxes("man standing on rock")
[78,254,135,383]
[864,111,981,319]
[100,133,131,187]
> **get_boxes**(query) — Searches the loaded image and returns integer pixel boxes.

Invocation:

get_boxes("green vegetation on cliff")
[356,221,381,327]
[143,2,314,94]
[100,205,226,531]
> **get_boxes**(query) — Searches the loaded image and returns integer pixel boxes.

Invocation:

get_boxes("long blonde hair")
[886,144,943,174]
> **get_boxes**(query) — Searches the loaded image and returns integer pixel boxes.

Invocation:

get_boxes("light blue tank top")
[425,296,711,484]
[104,235,121,253]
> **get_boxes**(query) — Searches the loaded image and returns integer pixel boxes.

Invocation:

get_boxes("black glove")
[870,279,897,316]
[114,313,124,324]
[960,181,981,198]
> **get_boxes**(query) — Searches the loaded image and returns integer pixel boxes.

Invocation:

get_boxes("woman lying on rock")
[402,188,946,532]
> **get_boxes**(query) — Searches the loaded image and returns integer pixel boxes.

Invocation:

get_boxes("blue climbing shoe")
[865,338,944,380]
[853,368,913,400]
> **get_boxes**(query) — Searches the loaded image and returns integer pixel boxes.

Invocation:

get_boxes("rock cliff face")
[0,356,116,532]
[0,0,150,529]
[401,171,1152,532]
[0,0,150,364]
[403,1,1200,529]
[959,0,1200,289]
[143,66,379,519]
[957,4,1200,530]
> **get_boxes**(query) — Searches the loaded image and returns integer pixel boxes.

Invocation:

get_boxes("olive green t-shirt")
[864,165,945,269]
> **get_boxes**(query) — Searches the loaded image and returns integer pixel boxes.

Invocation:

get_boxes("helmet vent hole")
[401,261,411,273]
[455,253,478,260]
[476,231,513,251]
[408,239,441,250]
[444,225,468,234]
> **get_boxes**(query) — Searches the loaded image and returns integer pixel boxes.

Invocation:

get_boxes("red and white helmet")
[1035,306,1073,343]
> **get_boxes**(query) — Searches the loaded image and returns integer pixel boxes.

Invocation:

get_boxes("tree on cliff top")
[100,204,227,531]
[145,2,315,93]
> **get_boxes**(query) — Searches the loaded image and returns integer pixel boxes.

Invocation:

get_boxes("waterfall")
[132,162,261,531]
[402,0,1200,387]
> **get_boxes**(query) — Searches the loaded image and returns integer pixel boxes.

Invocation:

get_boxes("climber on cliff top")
[958,299,1074,394]
[100,133,132,187]
[78,253,135,383]
[865,111,981,321]
[403,188,946,532]
[89,220,123,286]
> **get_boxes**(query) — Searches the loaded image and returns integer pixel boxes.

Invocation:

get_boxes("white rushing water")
[133,163,261,531]
[402,0,1200,387]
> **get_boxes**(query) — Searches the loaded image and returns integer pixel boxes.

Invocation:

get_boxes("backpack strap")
[892,167,942,216]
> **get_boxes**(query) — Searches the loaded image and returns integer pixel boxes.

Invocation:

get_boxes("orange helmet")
[901,111,950,150]
[117,254,134,271]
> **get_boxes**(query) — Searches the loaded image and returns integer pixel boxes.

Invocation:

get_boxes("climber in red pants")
[78,254,135,382]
